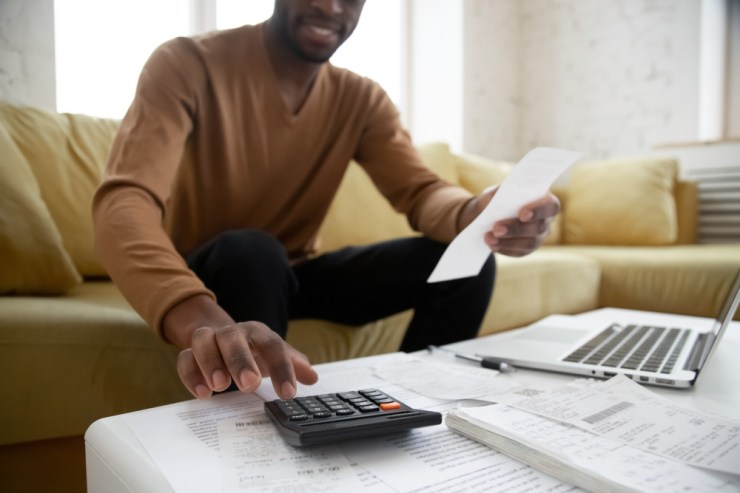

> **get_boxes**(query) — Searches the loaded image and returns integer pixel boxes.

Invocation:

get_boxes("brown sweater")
[92,23,473,336]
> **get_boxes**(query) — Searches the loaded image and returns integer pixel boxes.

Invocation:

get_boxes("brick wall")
[0,0,56,109]
[464,0,704,162]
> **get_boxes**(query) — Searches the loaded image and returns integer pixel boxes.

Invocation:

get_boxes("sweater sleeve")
[354,83,473,243]
[92,38,215,338]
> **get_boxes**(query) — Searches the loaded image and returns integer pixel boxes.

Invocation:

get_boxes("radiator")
[688,165,740,243]
[654,141,740,245]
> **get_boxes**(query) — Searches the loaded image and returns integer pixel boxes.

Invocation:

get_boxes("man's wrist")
[162,294,232,348]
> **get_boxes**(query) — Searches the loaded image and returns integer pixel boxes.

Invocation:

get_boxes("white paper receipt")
[428,147,583,283]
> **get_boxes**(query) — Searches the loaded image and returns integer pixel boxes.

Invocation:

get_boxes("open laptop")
[480,270,740,389]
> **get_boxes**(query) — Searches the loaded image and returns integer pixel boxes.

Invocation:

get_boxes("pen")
[427,345,516,373]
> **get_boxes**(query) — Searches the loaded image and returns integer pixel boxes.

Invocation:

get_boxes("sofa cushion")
[0,104,119,277]
[0,281,189,445]
[564,157,679,246]
[0,114,81,294]
[317,142,460,253]
[454,151,512,194]
[479,249,601,336]
[552,245,740,320]
[287,311,412,364]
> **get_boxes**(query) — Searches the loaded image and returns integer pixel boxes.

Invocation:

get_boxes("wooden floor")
[0,435,86,493]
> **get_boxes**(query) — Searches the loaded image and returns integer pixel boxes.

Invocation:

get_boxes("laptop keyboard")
[563,324,690,374]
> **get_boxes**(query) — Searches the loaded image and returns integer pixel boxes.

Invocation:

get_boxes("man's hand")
[163,295,318,400]
[460,187,561,257]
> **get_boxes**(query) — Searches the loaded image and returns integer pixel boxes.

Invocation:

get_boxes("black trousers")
[185,229,495,352]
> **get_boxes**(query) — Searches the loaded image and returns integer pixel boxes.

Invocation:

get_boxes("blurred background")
[1,0,738,160]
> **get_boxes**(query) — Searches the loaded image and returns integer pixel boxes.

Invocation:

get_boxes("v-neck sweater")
[92,23,473,335]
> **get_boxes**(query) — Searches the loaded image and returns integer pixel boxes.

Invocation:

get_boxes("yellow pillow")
[564,157,679,245]
[414,142,460,184]
[0,121,82,294]
[0,103,120,277]
[317,143,461,253]
[317,161,416,253]
[454,152,512,194]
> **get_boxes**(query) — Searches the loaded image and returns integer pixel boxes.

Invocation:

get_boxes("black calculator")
[264,388,442,446]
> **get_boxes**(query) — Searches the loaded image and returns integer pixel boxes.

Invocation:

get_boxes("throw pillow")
[454,152,512,195]
[0,120,82,294]
[317,143,462,253]
[0,103,120,277]
[563,156,679,245]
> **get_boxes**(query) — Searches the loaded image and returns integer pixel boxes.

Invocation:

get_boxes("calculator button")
[358,405,380,413]
[312,411,332,418]
[338,392,362,400]
[335,408,356,416]
[380,402,401,411]
[374,398,394,404]
[288,414,310,421]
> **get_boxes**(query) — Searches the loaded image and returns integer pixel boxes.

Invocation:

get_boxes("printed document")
[428,147,582,283]
[507,375,740,476]
[123,352,582,492]
[447,404,740,493]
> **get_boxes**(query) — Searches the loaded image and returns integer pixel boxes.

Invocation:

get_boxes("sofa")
[1,102,739,491]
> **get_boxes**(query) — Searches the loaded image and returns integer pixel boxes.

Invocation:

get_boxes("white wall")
[0,0,56,109]
[463,0,703,163]
[462,0,521,162]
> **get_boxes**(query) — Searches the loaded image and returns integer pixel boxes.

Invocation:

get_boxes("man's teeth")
[309,26,333,36]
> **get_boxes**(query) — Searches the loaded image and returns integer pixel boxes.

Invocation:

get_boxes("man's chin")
[297,52,333,64]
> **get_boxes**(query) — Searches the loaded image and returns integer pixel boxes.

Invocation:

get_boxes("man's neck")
[263,20,324,114]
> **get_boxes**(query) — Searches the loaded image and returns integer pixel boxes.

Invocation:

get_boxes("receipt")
[428,147,582,283]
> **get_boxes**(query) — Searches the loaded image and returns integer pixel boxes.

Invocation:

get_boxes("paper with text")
[122,392,265,493]
[451,404,740,492]
[428,147,582,283]
[218,416,361,492]
[372,357,520,400]
[341,422,578,493]
[509,375,740,477]
[121,352,579,493]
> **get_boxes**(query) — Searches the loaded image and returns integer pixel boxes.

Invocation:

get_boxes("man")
[92,0,559,401]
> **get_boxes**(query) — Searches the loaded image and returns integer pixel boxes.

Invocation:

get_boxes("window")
[54,1,405,119]
[54,0,190,118]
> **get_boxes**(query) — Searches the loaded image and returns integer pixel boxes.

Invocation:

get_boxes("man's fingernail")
[521,210,533,221]
[281,382,296,399]
[239,370,260,390]
[195,384,211,399]
[212,370,228,389]
[494,226,507,237]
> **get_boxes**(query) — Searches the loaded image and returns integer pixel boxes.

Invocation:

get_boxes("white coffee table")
[86,312,740,492]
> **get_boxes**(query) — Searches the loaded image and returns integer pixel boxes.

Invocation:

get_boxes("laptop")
[478,270,740,389]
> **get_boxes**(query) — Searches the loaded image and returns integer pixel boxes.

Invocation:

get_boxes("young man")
[92,0,559,401]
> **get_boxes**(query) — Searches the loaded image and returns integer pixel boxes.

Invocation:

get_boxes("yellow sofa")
[1,102,739,491]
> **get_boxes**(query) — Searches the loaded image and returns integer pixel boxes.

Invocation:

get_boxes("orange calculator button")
[380,402,401,411]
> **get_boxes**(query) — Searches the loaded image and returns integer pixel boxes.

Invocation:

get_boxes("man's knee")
[194,229,292,283]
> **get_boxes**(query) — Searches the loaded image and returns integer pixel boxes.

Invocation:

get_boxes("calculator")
[263,388,442,446]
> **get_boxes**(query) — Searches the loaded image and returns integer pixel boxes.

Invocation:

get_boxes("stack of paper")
[446,376,740,493]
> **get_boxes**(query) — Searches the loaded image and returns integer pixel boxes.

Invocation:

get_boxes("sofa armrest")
[675,180,699,244]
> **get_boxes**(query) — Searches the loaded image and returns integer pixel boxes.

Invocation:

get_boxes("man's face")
[271,0,366,63]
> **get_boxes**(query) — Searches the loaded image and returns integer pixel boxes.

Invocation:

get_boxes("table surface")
[85,310,740,492]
